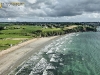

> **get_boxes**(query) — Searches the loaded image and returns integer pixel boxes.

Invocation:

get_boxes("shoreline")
[0,38,37,57]
[0,36,59,75]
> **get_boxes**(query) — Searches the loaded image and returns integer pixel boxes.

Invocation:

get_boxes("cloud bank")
[0,0,100,22]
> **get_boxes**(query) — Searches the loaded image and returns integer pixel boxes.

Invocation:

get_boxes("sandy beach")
[0,36,58,75]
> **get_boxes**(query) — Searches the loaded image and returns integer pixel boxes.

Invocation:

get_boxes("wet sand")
[0,36,58,75]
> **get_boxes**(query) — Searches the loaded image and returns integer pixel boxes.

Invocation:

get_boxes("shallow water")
[9,28,100,75]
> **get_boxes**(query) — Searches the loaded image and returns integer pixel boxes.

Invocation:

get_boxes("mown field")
[0,25,41,50]
[0,25,64,50]
[0,24,96,51]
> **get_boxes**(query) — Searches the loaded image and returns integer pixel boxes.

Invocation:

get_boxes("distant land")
[0,22,100,26]
[0,22,98,50]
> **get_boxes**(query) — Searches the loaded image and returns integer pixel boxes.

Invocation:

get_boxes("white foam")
[43,69,48,75]
[29,58,48,75]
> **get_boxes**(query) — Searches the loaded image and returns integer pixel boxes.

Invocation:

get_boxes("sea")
[9,27,100,75]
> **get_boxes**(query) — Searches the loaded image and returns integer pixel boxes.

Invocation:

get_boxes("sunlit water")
[9,27,100,75]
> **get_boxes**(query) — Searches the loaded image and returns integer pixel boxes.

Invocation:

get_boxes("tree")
[0,26,4,30]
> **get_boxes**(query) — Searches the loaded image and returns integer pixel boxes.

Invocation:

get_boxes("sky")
[0,0,100,22]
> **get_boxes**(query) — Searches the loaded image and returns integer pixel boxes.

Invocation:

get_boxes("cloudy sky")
[0,0,100,22]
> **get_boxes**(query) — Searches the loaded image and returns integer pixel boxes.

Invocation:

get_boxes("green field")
[0,24,96,51]
[0,40,21,50]
[0,25,42,50]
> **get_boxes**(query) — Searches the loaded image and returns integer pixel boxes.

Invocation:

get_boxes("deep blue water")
[9,27,100,75]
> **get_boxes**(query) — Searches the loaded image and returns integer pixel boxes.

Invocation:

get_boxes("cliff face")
[63,25,97,33]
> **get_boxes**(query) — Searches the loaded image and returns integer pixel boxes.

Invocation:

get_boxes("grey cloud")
[0,0,100,18]
[25,0,100,17]
[50,0,100,17]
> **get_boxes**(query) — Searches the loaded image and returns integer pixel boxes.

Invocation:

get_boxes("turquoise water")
[9,28,100,75]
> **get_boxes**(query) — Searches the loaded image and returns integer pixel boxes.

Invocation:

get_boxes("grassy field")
[0,39,22,50]
[0,24,96,51]
[0,25,42,50]
[0,34,32,39]
[0,25,61,50]
[0,25,79,50]
[42,28,61,32]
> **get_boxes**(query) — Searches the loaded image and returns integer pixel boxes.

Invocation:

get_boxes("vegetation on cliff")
[0,22,97,50]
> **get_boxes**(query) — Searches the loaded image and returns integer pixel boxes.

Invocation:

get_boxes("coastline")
[0,38,37,57]
[0,36,58,75]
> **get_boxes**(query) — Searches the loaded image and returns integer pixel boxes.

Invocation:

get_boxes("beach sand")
[0,36,58,75]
